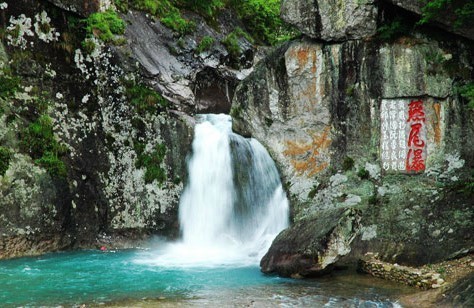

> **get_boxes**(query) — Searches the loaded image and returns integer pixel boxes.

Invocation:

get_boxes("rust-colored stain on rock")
[283,127,331,177]
[432,103,442,144]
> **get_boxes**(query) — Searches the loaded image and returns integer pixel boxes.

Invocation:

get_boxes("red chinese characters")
[406,100,426,172]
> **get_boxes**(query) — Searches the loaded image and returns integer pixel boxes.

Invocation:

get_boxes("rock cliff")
[232,0,474,276]
[0,0,255,258]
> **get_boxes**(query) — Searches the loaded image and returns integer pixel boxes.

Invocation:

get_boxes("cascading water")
[139,114,289,267]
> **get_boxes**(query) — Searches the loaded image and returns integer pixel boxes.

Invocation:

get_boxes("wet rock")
[260,208,361,277]
[281,0,378,41]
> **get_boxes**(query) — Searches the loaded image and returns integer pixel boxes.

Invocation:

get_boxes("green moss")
[264,117,273,127]
[21,114,67,177]
[459,82,474,110]
[135,143,167,185]
[357,167,370,180]
[196,36,215,53]
[0,75,21,99]
[161,11,196,35]
[85,10,125,42]
[229,0,297,45]
[0,146,12,176]
[35,151,67,177]
[308,184,319,199]
[177,0,224,19]
[230,105,243,119]
[118,0,195,35]
[125,82,169,116]
[377,17,410,41]
[342,156,355,171]
[222,28,252,65]
[419,0,474,28]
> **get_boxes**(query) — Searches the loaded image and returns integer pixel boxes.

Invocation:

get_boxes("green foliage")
[118,0,195,35]
[125,81,169,115]
[222,28,252,65]
[35,151,67,177]
[368,194,379,205]
[459,82,474,109]
[357,168,370,180]
[196,36,215,53]
[85,10,125,42]
[377,17,410,41]
[419,0,450,25]
[342,156,355,171]
[177,0,225,19]
[308,184,319,199]
[0,75,21,99]
[230,0,296,45]
[21,114,67,177]
[135,143,167,185]
[230,105,243,119]
[161,11,196,35]
[0,146,12,176]
[419,0,474,28]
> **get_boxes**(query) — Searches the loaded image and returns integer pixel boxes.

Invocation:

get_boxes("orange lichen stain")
[289,45,318,75]
[297,48,309,65]
[283,127,331,177]
[432,103,442,144]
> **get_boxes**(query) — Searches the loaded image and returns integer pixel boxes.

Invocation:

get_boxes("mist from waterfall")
[137,114,289,267]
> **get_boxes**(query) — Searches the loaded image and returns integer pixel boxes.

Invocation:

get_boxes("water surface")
[0,249,415,307]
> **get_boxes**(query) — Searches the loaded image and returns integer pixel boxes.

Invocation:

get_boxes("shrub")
[196,36,215,53]
[125,82,169,115]
[35,151,67,177]
[459,82,474,109]
[161,11,196,35]
[135,143,167,185]
[342,157,355,171]
[85,10,125,42]
[177,0,225,19]
[0,146,12,176]
[230,0,296,45]
[377,17,410,41]
[419,0,474,28]
[357,168,370,180]
[222,28,251,60]
[0,75,21,99]
[21,114,67,177]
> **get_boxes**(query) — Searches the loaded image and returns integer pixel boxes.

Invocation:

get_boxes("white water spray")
[137,114,289,267]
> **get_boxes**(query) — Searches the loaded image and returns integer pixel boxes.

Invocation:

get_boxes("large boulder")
[261,208,361,277]
[232,34,474,272]
[281,0,378,41]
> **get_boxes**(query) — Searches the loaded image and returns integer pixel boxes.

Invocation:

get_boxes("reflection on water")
[0,250,415,307]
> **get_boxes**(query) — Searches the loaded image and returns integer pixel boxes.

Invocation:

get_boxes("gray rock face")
[45,0,109,16]
[281,0,378,41]
[123,11,255,114]
[232,35,474,274]
[261,208,361,277]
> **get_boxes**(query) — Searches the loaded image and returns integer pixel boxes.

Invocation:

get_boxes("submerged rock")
[261,208,361,277]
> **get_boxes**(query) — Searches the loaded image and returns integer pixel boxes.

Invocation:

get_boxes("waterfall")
[139,114,289,267]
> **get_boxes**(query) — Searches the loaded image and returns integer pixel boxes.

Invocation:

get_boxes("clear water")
[0,249,413,307]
